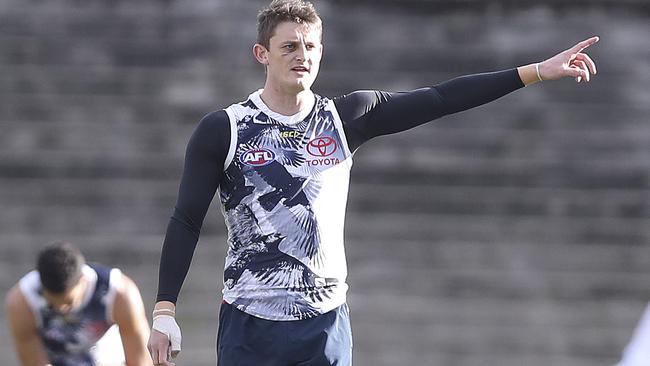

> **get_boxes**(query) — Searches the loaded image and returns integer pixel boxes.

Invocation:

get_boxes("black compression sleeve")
[156,110,230,303]
[335,68,524,151]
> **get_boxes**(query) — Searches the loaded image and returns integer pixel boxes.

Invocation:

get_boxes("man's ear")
[253,43,269,65]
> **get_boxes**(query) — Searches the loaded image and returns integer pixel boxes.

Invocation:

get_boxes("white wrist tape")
[152,314,182,352]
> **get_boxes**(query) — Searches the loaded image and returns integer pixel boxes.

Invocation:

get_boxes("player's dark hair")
[36,241,85,294]
[257,0,322,49]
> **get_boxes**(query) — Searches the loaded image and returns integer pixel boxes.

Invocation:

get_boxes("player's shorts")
[90,324,126,365]
[216,301,352,366]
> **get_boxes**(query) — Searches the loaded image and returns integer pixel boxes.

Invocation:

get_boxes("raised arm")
[112,273,150,366]
[5,285,51,366]
[336,36,599,151]
[148,110,231,365]
[336,68,524,151]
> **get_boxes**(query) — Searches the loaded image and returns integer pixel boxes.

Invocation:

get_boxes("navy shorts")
[216,302,352,366]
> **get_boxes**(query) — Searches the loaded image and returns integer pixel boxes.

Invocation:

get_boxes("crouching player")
[5,241,151,366]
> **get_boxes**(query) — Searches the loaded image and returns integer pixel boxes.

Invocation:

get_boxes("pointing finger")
[571,36,599,53]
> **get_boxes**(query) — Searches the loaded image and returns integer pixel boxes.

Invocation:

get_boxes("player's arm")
[112,273,150,366]
[335,69,523,151]
[148,110,231,365]
[336,36,599,151]
[4,285,52,366]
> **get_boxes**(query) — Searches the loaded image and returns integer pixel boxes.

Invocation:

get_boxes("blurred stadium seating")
[1,1,649,365]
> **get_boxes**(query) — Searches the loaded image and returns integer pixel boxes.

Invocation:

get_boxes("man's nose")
[295,45,307,61]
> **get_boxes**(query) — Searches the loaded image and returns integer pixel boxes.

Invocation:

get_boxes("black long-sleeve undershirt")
[156,111,230,302]
[156,68,524,303]
[336,69,524,151]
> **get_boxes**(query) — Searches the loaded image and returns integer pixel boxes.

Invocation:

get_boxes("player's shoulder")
[201,109,229,121]
[222,93,266,122]
[331,90,388,121]
[333,89,387,108]
[337,89,384,101]
[4,282,37,334]
[196,109,230,132]
[109,270,146,321]
[104,268,141,303]
[4,282,28,315]
[15,270,40,297]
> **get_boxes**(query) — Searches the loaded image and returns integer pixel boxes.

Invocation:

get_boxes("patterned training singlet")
[220,90,353,320]
[19,264,120,366]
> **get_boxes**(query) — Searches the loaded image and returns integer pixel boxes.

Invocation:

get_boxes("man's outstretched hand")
[539,36,599,83]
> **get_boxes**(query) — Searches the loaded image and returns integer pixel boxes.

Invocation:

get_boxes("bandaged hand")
[148,314,181,365]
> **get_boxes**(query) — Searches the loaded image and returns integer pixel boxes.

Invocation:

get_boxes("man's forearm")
[156,213,201,304]
[433,68,525,115]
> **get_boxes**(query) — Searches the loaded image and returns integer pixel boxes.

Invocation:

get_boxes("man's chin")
[287,80,314,93]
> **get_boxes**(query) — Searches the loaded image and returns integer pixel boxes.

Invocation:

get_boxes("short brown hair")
[257,0,322,49]
[37,241,85,294]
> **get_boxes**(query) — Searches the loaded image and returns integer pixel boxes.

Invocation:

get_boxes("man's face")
[42,278,85,313]
[258,21,323,94]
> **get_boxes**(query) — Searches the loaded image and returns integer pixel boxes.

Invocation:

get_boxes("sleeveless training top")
[220,90,353,320]
[19,264,120,366]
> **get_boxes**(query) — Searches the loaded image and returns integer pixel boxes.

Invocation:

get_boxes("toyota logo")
[307,137,337,157]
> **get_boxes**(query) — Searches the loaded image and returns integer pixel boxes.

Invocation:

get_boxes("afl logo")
[307,137,337,157]
[240,148,276,166]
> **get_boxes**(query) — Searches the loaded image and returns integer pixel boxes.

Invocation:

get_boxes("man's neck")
[259,87,314,116]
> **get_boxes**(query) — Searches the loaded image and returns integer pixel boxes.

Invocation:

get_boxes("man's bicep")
[336,89,445,150]
[175,110,231,222]
[335,90,388,151]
